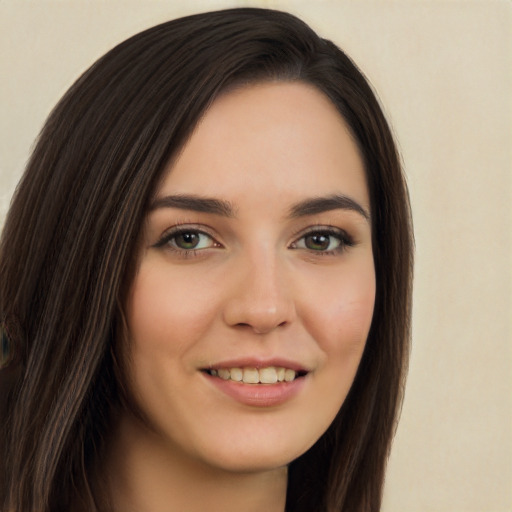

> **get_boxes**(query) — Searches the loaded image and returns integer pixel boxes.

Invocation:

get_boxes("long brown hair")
[0,8,413,512]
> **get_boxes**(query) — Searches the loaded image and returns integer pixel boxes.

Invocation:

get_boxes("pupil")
[177,232,199,249]
[306,234,329,250]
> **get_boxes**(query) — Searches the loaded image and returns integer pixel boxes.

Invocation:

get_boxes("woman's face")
[123,82,375,472]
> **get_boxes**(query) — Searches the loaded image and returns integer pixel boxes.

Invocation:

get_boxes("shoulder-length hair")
[0,8,413,512]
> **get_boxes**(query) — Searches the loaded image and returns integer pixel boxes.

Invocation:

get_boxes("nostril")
[223,290,295,333]
[252,322,288,335]
[234,322,287,334]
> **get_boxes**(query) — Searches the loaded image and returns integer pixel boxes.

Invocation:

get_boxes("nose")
[222,252,296,335]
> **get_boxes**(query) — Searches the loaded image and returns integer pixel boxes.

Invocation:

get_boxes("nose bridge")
[223,243,294,334]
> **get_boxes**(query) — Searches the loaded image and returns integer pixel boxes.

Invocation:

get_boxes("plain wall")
[1,1,511,511]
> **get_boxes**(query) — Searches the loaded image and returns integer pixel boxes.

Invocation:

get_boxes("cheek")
[125,261,221,359]
[292,264,375,445]
[301,261,376,359]
[121,263,224,426]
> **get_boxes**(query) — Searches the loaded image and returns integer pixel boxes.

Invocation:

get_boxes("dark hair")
[0,8,413,512]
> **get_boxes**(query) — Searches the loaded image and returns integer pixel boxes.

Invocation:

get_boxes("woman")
[0,8,413,512]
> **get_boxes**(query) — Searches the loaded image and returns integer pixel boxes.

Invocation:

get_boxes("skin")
[106,82,375,512]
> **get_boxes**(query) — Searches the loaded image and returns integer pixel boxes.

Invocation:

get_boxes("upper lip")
[202,357,311,373]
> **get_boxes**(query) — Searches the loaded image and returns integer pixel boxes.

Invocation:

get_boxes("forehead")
[157,81,368,210]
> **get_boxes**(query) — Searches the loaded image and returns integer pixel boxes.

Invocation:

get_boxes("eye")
[290,228,352,254]
[154,227,220,252]
[171,231,212,250]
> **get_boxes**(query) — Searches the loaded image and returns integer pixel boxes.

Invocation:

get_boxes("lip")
[200,357,310,407]
[203,357,310,373]
[202,371,307,407]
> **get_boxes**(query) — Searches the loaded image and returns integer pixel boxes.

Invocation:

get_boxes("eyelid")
[152,222,353,256]
[153,224,221,250]
[290,224,353,241]
[289,225,354,253]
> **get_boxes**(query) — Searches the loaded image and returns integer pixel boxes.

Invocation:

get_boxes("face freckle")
[123,81,376,473]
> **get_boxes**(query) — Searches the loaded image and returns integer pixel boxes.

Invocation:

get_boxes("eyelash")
[153,225,220,258]
[153,225,354,258]
[290,226,354,256]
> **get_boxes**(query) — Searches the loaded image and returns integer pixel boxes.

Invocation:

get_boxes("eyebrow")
[149,193,370,221]
[149,194,236,217]
[289,194,370,221]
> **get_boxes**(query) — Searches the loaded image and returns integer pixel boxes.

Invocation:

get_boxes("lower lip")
[203,373,307,407]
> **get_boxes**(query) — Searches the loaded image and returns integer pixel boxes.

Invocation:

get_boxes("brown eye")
[291,228,351,254]
[174,232,202,250]
[304,233,334,251]
[155,228,218,252]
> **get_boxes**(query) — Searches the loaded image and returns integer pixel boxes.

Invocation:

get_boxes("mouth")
[202,366,309,384]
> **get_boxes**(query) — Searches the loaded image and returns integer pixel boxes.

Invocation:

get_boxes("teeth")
[217,368,230,380]
[259,367,278,384]
[230,367,243,382]
[243,368,260,384]
[284,369,296,382]
[208,366,299,384]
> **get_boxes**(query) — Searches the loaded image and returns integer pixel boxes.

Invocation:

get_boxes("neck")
[101,412,288,512]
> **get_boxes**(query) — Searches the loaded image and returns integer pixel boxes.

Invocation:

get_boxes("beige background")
[1,1,511,511]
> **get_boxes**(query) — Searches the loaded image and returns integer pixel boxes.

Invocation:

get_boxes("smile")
[202,365,308,407]
[204,366,308,384]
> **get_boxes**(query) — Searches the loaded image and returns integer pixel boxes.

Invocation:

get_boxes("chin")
[200,448,298,474]
[187,426,319,475]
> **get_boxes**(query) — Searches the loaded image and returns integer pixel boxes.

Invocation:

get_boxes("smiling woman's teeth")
[209,366,297,384]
